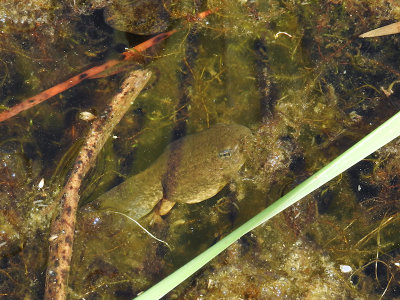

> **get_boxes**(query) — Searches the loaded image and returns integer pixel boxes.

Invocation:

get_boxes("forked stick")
[44,69,151,300]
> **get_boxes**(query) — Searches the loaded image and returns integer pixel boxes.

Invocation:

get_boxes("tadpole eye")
[219,149,232,158]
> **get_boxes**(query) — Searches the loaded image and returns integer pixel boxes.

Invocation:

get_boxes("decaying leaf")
[360,21,400,38]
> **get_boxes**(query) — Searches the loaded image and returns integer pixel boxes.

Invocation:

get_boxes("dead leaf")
[359,21,400,38]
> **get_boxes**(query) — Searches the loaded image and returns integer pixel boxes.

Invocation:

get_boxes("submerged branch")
[44,69,152,300]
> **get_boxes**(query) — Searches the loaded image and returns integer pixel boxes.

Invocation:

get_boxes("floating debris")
[340,264,352,273]
[79,111,96,121]
[38,178,44,189]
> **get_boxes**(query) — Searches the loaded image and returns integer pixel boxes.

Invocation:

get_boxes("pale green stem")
[135,110,400,300]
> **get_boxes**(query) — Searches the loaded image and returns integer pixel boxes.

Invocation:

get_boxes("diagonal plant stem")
[0,9,215,123]
[0,31,174,123]
[44,69,151,300]
[135,109,400,300]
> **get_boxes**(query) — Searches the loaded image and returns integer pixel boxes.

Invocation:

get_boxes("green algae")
[1,0,400,298]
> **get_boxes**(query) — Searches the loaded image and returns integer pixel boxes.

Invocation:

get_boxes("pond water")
[1,0,400,299]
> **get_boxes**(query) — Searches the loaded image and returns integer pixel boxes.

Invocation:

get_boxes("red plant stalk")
[0,30,176,123]
[0,9,215,123]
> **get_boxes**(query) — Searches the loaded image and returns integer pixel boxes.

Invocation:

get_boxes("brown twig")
[44,69,152,300]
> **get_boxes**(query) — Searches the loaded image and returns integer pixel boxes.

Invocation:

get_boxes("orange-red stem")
[0,30,176,123]
[0,8,214,123]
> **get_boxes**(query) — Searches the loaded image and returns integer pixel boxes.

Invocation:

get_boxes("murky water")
[1,0,400,299]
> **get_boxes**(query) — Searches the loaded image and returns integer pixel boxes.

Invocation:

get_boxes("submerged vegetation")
[1,0,400,298]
